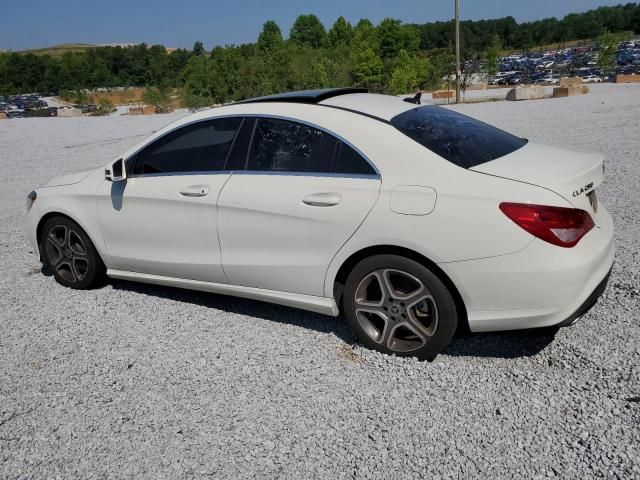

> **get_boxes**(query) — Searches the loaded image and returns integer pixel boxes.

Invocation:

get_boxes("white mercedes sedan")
[25,88,614,360]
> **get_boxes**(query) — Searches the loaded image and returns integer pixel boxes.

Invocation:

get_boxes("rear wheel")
[40,216,105,289]
[343,255,458,361]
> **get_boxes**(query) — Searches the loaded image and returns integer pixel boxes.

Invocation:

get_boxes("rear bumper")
[557,266,611,327]
[441,206,614,332]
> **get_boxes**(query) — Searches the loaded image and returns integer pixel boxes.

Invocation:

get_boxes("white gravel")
[1,86,640,479]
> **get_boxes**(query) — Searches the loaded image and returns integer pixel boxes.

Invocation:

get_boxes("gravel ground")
[1,84,639,479]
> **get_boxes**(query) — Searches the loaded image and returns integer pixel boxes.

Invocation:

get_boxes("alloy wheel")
[44,225,89,283]
[354,268,438,353]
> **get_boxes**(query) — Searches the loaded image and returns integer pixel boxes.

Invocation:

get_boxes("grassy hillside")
[20,43,97,57]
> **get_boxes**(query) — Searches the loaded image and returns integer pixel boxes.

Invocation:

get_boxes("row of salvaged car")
[490,69,613,86]
[487,40,640,86]
[0,94,101,119]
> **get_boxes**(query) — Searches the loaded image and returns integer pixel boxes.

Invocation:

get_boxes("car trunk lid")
[471,142,605,223]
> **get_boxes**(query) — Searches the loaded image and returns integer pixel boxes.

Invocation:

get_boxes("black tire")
[343,254,458,361]
[40,216,105,289]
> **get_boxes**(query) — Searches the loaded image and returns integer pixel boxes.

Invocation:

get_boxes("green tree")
[192,41,205,56]
[147,45,169,86]
[351,47,383,89]
[183,54,213,100]
[289,14,326,48]
[353,19,378,49]
[425,47,454,91]
[326,16,353,47]
[389,51,417,94]
[482,34,502,80]
[257,20,283,52]
[596,29,623,76]
[377,19,420,59]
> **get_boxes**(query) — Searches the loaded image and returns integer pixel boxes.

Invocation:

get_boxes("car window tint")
[133,117,242,174]
[390,106,527,168]
[247,118,337,173]
[225,118,255,170]
[334,142,376,175]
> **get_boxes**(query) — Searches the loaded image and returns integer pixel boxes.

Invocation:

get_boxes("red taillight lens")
[499,202,595,248]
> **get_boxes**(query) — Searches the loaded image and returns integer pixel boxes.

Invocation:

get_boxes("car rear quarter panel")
[322,131,573,298]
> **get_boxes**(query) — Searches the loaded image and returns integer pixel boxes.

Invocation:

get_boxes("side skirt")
[106,269,340,317]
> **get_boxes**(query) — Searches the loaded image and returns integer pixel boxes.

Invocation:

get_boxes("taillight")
[499,202,595,248]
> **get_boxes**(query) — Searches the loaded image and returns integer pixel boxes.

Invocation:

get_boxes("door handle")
[302,192,342,207]
[179,185,209,197]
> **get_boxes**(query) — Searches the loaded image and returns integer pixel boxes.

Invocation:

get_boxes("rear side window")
[133,117,241,174]
[391,106,527,168]
[247,118,337,173]
[335,143,376,175]
[245,117,376,175]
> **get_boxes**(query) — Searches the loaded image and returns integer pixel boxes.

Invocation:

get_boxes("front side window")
[247,118,337,173]
[391,106,527,168]
[132,117,242,174]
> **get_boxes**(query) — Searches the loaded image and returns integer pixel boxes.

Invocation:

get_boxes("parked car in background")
[582,75,603,83]
[25,88,614,360]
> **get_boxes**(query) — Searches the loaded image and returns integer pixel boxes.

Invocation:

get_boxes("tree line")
[1,3,639,104]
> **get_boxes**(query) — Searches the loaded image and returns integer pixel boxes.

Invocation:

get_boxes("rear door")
[218,117,381,297]
[97,117,243,282]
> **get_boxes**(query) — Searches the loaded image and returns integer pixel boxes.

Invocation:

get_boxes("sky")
[0,0,628,51]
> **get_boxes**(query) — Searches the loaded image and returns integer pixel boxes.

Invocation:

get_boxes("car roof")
[235,87,368,104]
[237,88,418,122]
[319,93,416,121]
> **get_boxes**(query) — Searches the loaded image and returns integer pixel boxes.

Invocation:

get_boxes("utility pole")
[455,0,461,104]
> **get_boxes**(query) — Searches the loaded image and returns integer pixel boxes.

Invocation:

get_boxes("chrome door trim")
[124,113,382,179]
[232,171,380,180]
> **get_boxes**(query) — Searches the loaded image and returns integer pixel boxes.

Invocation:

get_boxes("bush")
[143,86,172,112]
[60,89,89,104]
[183,92,211,111]
[93,98,116,116]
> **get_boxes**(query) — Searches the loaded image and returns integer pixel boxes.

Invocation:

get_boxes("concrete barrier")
[432,90,454,99]
[467,83,488,90]
[559,77,584,87]
[129,105,157,115]
[506,85,545,101]
[615,74,640,83]
[0,112,7,120]
[552,85,590,98]
[57,107,82,117]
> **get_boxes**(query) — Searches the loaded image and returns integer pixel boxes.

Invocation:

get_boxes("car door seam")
[216,171,235,283]
[322,179,383,297]
[94,177,117,268]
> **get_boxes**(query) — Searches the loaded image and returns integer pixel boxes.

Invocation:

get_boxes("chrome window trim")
[128,171,231,179]
[125,112,382,179]
[128,170,379,180]
[233,171,380,179]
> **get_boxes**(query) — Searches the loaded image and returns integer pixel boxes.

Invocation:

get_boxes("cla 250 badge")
[573,182,594,197]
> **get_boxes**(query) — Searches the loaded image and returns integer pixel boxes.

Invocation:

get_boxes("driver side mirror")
[105,158,126,182]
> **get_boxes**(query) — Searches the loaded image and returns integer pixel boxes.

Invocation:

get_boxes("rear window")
[390,106,527,168]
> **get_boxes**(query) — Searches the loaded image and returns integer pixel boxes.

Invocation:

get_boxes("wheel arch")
[36,211,106,265]
[331,245,469,332]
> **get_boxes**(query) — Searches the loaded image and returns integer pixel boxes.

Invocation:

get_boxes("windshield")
[391,106,527,168]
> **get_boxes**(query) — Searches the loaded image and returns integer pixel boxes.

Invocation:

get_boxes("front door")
[96,117,243,283]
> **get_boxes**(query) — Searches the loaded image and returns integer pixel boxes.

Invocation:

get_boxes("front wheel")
[40,216,106,289]
[343,255,458,361]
